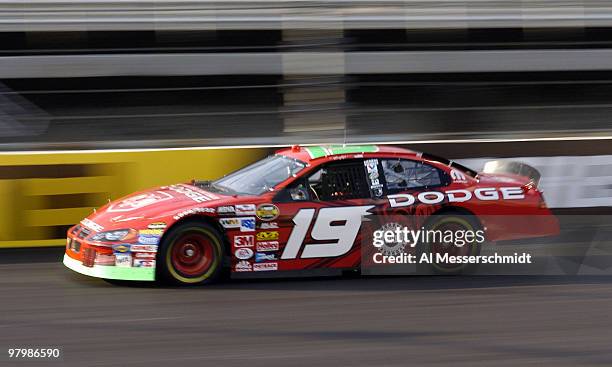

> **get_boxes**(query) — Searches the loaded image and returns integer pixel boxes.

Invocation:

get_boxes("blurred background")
[2,3,612,367]
[1,0,612,247]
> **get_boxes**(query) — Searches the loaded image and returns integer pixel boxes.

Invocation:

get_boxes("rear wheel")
[157,221,225,285]
[418,213,482,275]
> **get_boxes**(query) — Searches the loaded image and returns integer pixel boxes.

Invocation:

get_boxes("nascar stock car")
[64,145,559,284]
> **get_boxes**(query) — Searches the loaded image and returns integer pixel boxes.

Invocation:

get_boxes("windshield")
[212,155,306,195]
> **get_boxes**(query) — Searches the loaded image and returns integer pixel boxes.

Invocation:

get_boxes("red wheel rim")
[170,232,215,277]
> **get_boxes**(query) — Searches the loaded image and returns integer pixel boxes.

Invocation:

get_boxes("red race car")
[64,145,559,284]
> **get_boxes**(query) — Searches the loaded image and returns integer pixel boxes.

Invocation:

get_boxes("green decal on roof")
[305,145,379,159]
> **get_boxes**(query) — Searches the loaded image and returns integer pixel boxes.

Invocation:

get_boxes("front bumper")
[63,254,155,281]
[63,226,157,281]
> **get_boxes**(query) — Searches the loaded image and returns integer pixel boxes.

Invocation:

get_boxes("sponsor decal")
[167,184,218,203]
[256,204,280,221]
[240,217,256,232]
[256,241,280,252]
[139,229,163,236]
[235,248,254,260]
[115,253,132,267]
[112,244,131,253]
[235,204,256,215]
[148,222,167,229]
[364,158,383,198]
[219,218,241,228]
[234,235,255,248]
[217,206,235,214]
[255,252,278,262]
[254,262,278,271]
[256,231,279,241]
[259,222,279,229]
[387,187,525,207]
[173,207,216,220]
[108,191,173,213]
[235,260,253,272]
[80,218,104,232]
[450,169,467,183]
[94,254,115,266]
[305,145,378,159]
[138,235,160,245]
[133,259,156,268]
[134,252,156,259]
[110,215,144,223]
[130,244,158,253]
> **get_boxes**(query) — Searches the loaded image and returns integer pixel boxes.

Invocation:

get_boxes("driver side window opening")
[288,161,371,201]
[381,159,444,193]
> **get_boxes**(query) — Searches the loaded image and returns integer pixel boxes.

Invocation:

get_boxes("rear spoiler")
[482,160,541,187]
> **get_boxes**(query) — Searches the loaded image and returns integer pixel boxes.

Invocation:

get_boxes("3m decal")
[234,235,255,248]
[281,206,374,259]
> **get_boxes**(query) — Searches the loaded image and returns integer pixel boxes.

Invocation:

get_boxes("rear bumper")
[63,254,155,281]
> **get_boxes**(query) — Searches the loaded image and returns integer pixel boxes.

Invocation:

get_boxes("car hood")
[81,183,227,230]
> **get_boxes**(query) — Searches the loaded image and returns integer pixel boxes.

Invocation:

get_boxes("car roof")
[276,144,420,163]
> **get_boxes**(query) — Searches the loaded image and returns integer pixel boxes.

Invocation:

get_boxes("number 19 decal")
[281,206,374,259]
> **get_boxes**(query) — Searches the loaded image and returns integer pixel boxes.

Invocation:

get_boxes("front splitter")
[63,254,155,281]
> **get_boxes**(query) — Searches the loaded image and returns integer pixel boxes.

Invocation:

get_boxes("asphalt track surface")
[2,249,612,367]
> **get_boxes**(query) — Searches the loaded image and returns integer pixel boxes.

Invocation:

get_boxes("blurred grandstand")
[0,1,612,149]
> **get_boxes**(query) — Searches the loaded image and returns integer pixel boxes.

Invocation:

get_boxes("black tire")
[157,221,225,285]
[417,213,483,275]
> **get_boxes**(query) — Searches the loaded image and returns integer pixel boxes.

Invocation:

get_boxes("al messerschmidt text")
[373,252,533,264]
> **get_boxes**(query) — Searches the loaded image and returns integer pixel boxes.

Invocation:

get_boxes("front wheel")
[157,221,225,285]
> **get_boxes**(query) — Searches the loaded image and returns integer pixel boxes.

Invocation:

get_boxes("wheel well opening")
[429,206,483,231]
